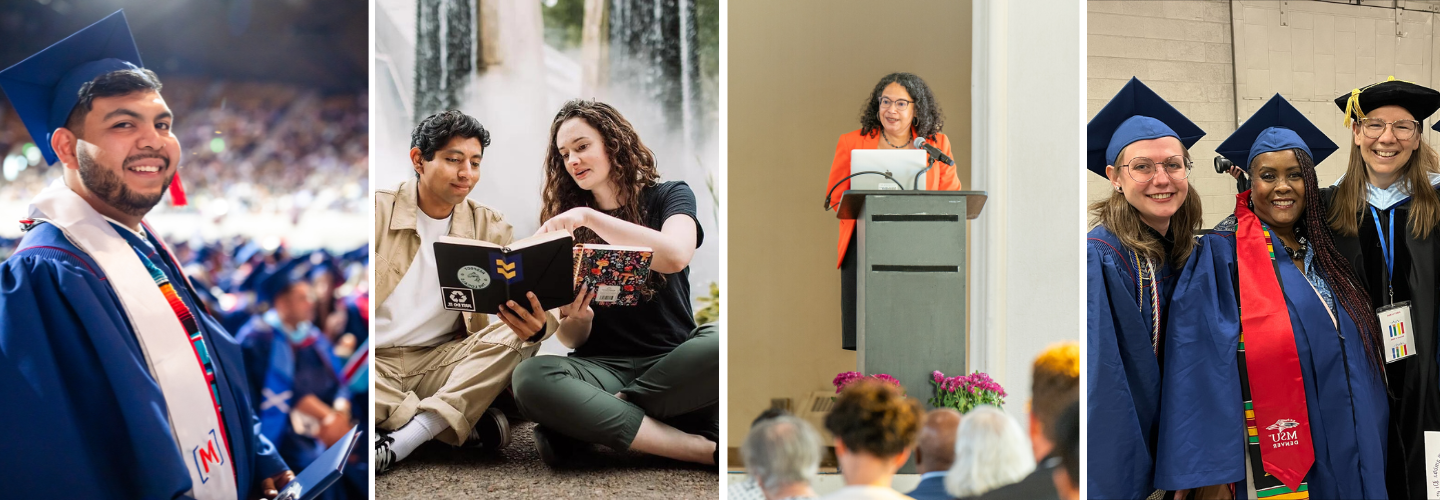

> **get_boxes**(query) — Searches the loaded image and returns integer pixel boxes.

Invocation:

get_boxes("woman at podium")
[824,72,962,350]
[1085,77,1205,500]
[1158,94,1387,499]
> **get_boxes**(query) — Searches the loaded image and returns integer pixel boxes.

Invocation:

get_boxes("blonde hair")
[1329,134,1440,238]
[1088,147,1202,268]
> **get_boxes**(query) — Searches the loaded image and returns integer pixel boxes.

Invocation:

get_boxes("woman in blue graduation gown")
[1086,77,1206,499]
[1159,95,1388,499]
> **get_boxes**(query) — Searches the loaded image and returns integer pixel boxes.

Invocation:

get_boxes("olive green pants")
[511,323,718,451]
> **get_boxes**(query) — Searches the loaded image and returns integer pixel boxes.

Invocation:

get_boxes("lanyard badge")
[1371,206,1416,363]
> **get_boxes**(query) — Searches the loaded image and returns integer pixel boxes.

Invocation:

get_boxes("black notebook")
[434,231,575,314]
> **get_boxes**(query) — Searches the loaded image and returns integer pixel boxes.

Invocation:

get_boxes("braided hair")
[1291,148,1386,372]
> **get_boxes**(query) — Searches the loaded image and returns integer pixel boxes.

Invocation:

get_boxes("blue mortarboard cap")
[258,258,309,304]
[1216,94,1337,171]
[0,11,143,165]
[1087,77,1205,177]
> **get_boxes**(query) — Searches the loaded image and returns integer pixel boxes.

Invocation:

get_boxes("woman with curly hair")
[1158,94,1387,499]
[822,379,924,500]
[1085,77,1205,500]
[824,72,963,350]
[510,99,718,467]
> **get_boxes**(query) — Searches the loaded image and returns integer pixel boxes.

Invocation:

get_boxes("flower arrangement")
[832,371,901,394]
[929,370,1006,413]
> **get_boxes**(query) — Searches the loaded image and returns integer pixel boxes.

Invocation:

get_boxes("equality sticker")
[458,265,491,290]
[442,287,476,312]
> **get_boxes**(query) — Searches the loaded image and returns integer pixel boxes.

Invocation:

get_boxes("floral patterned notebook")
[572,244,653,306]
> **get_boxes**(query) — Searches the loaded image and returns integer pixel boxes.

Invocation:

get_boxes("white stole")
[28,180,237,499]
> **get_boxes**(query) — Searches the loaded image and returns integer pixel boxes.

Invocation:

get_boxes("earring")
[1114,185,1122,193]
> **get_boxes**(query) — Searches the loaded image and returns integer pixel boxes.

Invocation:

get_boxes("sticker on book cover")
[490,252,523,284]
[442,287,476,312]
[457,265,491,290]
[595,285,621,304]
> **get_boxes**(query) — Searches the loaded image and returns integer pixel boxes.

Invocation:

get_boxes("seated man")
[742,413,824,500]
[0,12,292,498]
[237,259,352,474]
[821,380,923,500]
[907,409,962,500]
[373,109,556,473]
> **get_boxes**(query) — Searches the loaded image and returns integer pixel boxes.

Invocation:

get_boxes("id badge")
[1379,301,1417,363]
[1428,431,1440,499]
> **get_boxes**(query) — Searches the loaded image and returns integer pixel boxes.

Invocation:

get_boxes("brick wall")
[1089,0,1440,227]
[1087,0,1236,227]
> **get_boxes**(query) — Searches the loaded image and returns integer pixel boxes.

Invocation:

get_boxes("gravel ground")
[375,421,720,499]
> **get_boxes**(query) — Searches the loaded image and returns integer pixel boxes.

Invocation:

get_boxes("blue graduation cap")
[0,11,142,166]
[1216,94,1337,171]
[257,258,310,305]
[1087,77,1205,177]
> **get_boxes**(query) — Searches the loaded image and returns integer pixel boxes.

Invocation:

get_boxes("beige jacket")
[374,179,556,341]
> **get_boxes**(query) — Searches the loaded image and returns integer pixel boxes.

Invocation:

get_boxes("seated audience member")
[743,414,824,500]
[965,341,1079,500]
[944,406,1034,499]
[820,379,924,500]
[1051,402,1080,500]
[907,409,962,500]
[731,409,801,500]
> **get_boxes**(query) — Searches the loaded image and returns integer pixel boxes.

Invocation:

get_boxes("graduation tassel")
[168,171,187,207]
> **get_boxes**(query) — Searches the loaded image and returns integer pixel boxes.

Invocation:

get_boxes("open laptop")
[849,149,928,191]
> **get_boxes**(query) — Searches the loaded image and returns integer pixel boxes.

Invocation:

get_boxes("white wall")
[970,0,1082,425]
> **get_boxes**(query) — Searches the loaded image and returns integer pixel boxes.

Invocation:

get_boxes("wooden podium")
[837,190,987,407]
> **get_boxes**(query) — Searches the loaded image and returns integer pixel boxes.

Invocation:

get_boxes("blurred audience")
[944,406,1033,499]
[821,380,923,500]
[742,412,824,500]
[1051,401,1079,500]
[956,341,1079,500]
[731,408,802,500]
[907,409,961,500]
[0,78,367,217]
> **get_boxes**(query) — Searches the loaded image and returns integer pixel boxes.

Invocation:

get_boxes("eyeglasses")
[1357,118,1422,140]
[879,97,912,111]
[1120,155,1191,183]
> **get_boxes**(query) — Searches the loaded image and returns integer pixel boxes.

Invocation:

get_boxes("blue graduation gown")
[0,222,288,498]
[1087,225,1179,499]
[1156,229,1388,498]
[236,315,344,471]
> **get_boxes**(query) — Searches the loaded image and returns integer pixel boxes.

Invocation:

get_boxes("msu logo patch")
[1266,419,1301,431]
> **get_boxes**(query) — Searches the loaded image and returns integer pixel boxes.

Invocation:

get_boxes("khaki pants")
[375,322,540,445]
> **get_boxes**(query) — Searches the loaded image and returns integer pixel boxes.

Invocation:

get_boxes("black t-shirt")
[574,181,705,358]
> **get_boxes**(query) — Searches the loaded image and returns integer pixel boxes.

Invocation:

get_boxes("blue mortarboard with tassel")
[1087,77,1206,177]
[1217,94,1337,171]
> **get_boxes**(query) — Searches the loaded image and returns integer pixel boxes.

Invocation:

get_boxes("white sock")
[389,410,448,461]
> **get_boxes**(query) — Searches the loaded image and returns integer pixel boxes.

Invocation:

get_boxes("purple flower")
[832,371,863,393]
[932,370,944,383]
[872,374,900,386]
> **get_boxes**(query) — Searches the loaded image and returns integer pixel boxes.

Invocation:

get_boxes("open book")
[433,231,575,314]
[573,244,653,306]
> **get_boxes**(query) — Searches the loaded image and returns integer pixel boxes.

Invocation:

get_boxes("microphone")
[913,137,954,166]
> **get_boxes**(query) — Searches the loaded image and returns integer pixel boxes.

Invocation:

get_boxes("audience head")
[824,379,923,471]
[944,406,1036,498]
[1030,341,1080,459]
[914,408,962,474]
[1051,401,1081,500]
[742,414,823,498]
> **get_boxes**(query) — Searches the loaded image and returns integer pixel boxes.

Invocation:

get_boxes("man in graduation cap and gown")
[1086,77,1205,500]
[0,11,294,499]
[1159,94,1390,499]
[1323,78,1440,499]
[236,259,355,499]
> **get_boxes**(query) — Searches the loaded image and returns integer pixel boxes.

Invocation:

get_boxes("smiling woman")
[1158,93,1389,499]
[823,71,963,351]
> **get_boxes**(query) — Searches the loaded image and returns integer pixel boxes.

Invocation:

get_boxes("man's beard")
[77,148,171,217]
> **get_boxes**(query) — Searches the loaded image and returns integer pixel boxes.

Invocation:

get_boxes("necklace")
[882,130,913,149]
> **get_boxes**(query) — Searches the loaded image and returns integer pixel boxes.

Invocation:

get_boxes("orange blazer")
[825,129,962,268]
